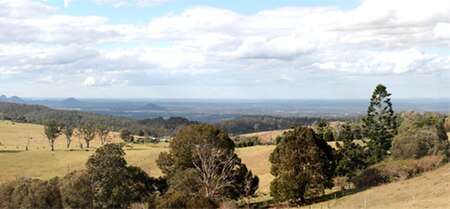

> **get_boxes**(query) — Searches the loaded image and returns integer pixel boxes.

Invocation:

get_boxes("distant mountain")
[61,97,81,106]
[141,103,165,111]
[0,95,26,103]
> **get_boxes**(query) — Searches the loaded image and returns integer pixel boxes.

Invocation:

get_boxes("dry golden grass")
[2,120,449,208]
[0,120,166,183]
[300,163,450,209]
[240,129,292,144]
[236,145,275,195]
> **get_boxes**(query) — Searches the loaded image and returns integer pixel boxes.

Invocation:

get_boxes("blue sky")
[0,0,449,99]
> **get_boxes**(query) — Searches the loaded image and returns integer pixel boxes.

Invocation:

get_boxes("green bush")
[157,191,189,209]
[391,112,448,159]
[0,177,62,209]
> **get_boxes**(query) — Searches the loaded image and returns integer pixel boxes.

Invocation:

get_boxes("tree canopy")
[157,124,259,201]
[363,84,397,164]
[270,127,335,203]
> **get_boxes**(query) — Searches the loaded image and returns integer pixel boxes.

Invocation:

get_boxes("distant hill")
[0,102,197,136]
[214,115,324,134]
[0,95,26,103]
[61,97,81,106]
[141,103,165,111]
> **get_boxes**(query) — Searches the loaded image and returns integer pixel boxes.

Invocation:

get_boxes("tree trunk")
[51,143,54,151]
[86,141,90,148]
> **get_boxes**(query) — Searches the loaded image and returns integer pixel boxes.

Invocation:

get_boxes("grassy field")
[236,145,275,195]
[300,162,450,209]
[240,129,291,144]
[1,120,449,208]
[0,120,167,183]
[0,120,276,193]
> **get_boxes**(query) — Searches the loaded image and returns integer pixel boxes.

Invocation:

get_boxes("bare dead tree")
[192,143,237,198]
[96,123,109,145]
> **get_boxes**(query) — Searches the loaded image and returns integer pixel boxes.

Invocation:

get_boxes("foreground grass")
[300,162,450,209]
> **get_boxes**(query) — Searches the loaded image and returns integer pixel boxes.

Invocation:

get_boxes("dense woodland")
[214,115,328,134]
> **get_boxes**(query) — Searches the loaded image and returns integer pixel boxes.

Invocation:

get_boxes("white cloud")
[89,0,168,7]
[64,0,72,7]
[1,0,449,98]
[82,76,96,86]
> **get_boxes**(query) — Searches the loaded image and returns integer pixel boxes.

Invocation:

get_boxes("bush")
[352,168,390,188]
[353,155,446,188]
[0,177,62,209]
[186,196,218,209]
[391,112,448,159]
[157,191,189,209]
[60,170,94,208]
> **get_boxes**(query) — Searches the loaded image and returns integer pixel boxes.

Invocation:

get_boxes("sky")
[0,0,449,99]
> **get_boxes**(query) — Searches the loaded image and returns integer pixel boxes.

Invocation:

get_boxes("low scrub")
[353,155,447,188]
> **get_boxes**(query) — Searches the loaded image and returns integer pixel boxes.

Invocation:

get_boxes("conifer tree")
[363,84,397,164]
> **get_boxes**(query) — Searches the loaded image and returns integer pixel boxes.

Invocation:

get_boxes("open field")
[240,129,292,144]
[0,120,168,183]
[0,120,276,193]
[1,120,450,208]
[236,145,275,195]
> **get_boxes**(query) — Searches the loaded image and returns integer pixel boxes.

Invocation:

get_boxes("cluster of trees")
[0,144,167,209]
[215,115,325,134]
[0,103,197,136]
[269,84,449,204]
[43,121,113,150]
[1,125,259,208]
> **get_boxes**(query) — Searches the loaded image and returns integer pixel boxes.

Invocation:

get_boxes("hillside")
[215,115,324,134]
[0,102,196,136]
[301,163,450,209]
[240,129,292,144]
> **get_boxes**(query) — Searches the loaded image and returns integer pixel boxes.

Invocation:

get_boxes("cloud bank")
[0,0,449,98]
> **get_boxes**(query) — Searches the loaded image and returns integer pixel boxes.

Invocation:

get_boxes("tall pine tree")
[363,84,397,164]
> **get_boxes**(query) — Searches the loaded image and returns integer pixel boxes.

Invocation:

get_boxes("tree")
[86,143,161,208]
[77,125,96,148]
[119,128,133,142]
[44,120,63,151]
[63,125,74,148]
[96,123,109,145]
[270,127,335,203]
[156,124,258,200]
[363,84,397,164]
[335,123,367,178]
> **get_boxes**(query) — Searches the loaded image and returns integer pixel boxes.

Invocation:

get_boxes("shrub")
[352,168,390,188]
[391,112,448,159]
[353,155,446,188]
[0,177,62,209]
[60,170,94,208]
[186,196,218,209]
[157,191,189,209]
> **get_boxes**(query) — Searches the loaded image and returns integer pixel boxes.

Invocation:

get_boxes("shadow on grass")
[0,150,24,153]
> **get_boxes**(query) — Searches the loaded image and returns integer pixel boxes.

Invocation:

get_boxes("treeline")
[0,103,197,136]
[214,115,327,134]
